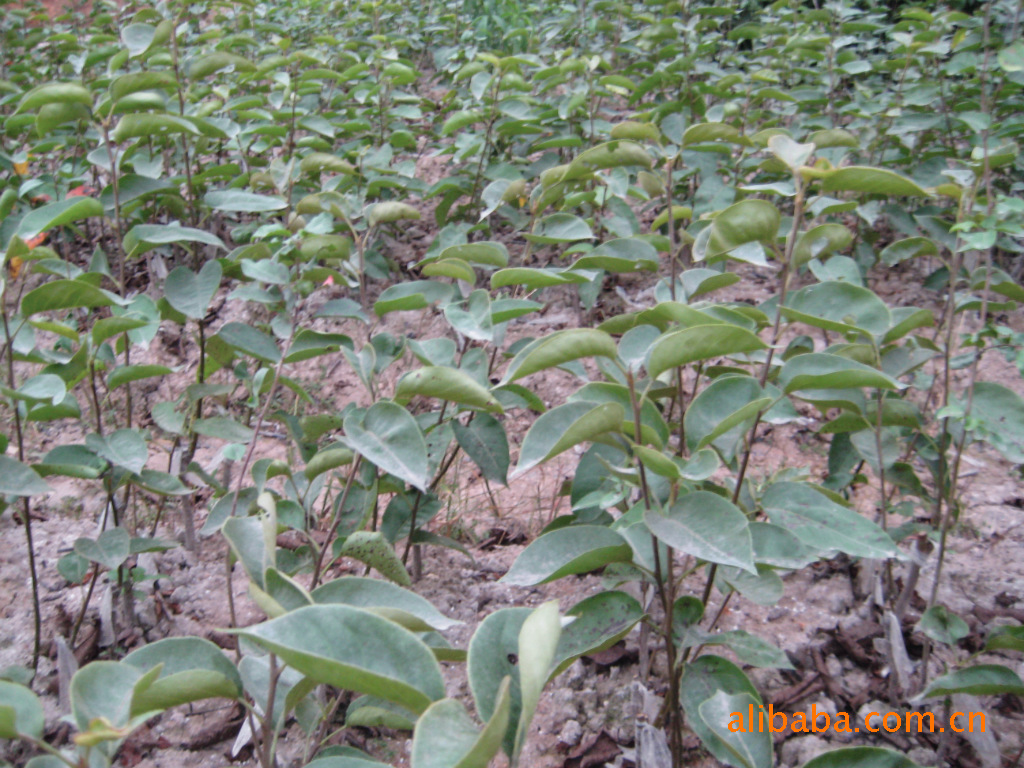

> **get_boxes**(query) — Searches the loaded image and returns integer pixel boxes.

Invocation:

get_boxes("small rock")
[768,606,790,621]
[557,719,583,748]
[780,734,831,768]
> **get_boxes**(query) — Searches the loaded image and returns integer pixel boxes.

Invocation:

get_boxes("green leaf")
[468,608,529,758]
[205,189,287,213]
[698,200,780,260]
[793,223,853,266]
[564,140,653,177]
[189,52,256,80]
[679,655,760,766]
[411,682,510,768]
[193,417,255,443]
[107,364,173,390]
[396,367,503,413]
[490,267,590,289]
[551,591,644,676]
[801,748,924,768]
[918,664,1024,699]
[513,601,560,758]
[14,81,92,115]
[336,531,412,587]
[782,282,891,337]
[762,482,900,559]
[123,637,243,714]
[513,401,624,477]
[0,681,44,739]
[69,661,145,737]
[523,213,594,244]
[164,260,223,319]
[453,414,509,485]
[999,40,1024,72]
[916,605,969,646]
[821,167,929,197]
[647,325,766,379]
[433,242,509,268]
[74,527,130,570]
[217,322,281,363]
[343,402,429,492]
[779,353,898,393]
[985,625,1024,653]
[645,491,756,574]
[683,628,793,669]
[684,376,772,457]
[21,279,120,315]
[698,691,772,768]
[112,114,201,142]
[124,224,225,258]
[684,122,749,146]
[374,281,454,316]
[223,514,273,589]
[502,328,617,383]
[0,456,51,496]
[500,525,633,586]
[16,197,103,241]
[312,576,459,632]
[233,605,445,714]
[966,382,1024,463]
[879,237,937,266]
[368,202,421,226]
[571,237,659,273]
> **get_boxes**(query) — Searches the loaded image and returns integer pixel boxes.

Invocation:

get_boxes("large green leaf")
[782,282,891,337]
[21,279,120,316]
[551,591,644,676]
[502,328,617,383]
[124,224,225,258]
[698,691,772,768]
[69,661,145,732]
[0,456,50,496]
[312,576,459,632]
[698,199,780,261]
[513,401,624,477]
[395,367,503,413]
[163,261,223,320]
[917,664,1024,699]
[112,114,201,142]
[343,402,429,492]
[779,353,898,393]
[644,491,756,574]
[411,682,510,768]
[123,637,243,713]
[0,681,44,739]
[684,375,772,458]
[523,213,594,244]
[513,602,561,758]
[500,525,633,585]
[468,609,529,758]
[762,482,900,559]
[217,322,281,363]
[15,197,103,240]
[335,531,412,587]
[647,325,766,379]
[966,382,1024,463]
[204,189,287,213]
[452,413,509,485]
[74,527,130,570]
[233,605,445,714]
[821,166,929,197]
[679,655,761,766]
